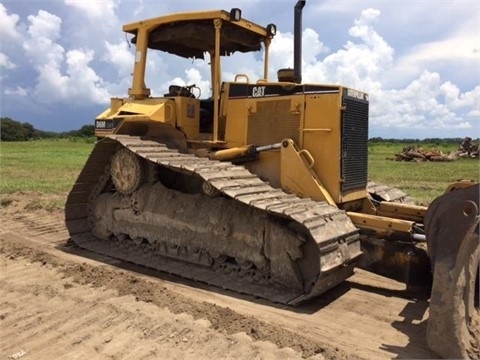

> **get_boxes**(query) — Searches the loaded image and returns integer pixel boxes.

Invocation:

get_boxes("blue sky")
[1,0,479,138]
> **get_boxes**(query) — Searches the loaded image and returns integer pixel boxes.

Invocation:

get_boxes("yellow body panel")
[123,10,268,38]
[375,202,427,223]
[220,83,367,205]
[223,97,248,147]
[347,212,415,237]
[304,92,341,201]
[280,139,336,205]
[97,98,174,123]
[173,97,200,140]
[244,151,281,188]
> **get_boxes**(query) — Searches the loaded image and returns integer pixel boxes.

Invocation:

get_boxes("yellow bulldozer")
[65,2,479,358]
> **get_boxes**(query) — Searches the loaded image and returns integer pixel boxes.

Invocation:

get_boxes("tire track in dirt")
[0,213,345,360]
[0,210,437,359]
[0,251,328,360]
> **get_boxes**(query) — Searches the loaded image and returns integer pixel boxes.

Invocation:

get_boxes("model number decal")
[252,86,266,97]
[96,120,106,128]
[347,88,368,101]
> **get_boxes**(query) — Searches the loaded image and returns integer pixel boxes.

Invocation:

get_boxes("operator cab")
[121,8,276,142]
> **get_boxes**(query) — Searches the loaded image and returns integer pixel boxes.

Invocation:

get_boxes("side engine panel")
[222,82,369,204]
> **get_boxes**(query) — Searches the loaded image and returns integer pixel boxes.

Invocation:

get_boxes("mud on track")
[0,207,437,359]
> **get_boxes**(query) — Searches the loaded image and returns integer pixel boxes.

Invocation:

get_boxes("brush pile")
[394,147,457,162]
[457,137,479,158]
[393,137,479,162]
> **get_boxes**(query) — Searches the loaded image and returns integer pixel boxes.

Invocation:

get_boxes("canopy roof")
[124,10,270,59]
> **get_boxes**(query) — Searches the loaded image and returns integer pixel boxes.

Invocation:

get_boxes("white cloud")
[372,71,478,132]
[23,10,64,73]
[104,40,134,77]
[27,9,61,40]
[408,37,478,63]
[65,49,110,103]
[440,82,479,110]
[20,9,110,106]
[184,67,210,99]
[64,0,119,32]
[101,40,135,96]
[30,48,111,105]
[33,63,68,101]
[303,28,329,65]
[251,27,329,82]
[64,0,116,20]
[132,0,145,18]
[4,86,28,96]
[0,52,16,69]
[318,8,393,88]
[269,31,294,68]
[166,67,211,99]
[0,3,22,40]
[399,12,479,64]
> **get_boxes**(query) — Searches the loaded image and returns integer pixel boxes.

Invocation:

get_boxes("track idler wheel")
[202,181,220,197]
[111,148,144,195]
[424,184,479,359]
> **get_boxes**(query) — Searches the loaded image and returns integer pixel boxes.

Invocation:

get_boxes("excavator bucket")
[424,184,479,359]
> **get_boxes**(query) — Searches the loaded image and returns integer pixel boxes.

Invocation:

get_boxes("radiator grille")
[247,100,300,146]
[341,98,369,191]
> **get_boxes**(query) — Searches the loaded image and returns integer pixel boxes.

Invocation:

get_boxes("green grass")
[0,139,94,194]
[368,142,479,204]
[0,139,478,210]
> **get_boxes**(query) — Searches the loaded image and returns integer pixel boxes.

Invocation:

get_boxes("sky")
[0,0,479,139]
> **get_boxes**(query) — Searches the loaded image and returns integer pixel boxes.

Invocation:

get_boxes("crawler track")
[65,135,361,304]
[367,181,414,204]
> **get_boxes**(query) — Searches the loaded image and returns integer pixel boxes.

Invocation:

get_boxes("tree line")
[368,137,475,145]
[1,117,476,144]
[1,117,94,141]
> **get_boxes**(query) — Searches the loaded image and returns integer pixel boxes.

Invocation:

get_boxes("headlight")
[267,23,277,37]
[229,8,241,21]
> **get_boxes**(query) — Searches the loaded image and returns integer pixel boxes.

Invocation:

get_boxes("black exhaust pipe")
[294,0,306,84]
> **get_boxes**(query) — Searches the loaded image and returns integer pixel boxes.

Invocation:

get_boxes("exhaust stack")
[293,0,306,84]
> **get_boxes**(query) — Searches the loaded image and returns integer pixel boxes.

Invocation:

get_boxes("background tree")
[78,125,95,137]
[1,117,27,141]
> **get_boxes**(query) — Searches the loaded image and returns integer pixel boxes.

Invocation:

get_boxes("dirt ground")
[0,193,437,360]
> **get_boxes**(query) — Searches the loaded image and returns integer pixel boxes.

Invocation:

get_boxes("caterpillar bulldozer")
[65,2,479,358]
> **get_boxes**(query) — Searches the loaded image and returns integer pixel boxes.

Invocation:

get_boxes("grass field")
[0,139,94,211]
[0,139,478,210]
[368,142,479,204]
